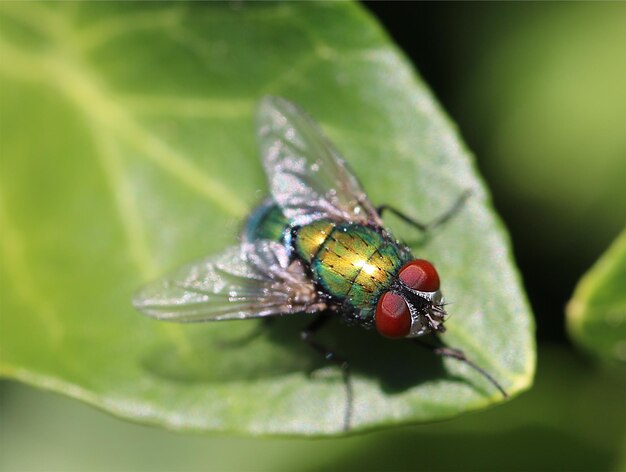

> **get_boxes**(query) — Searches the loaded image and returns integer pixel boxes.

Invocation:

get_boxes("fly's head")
[374,259,448,339]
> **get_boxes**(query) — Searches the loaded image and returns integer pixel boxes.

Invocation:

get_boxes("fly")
[133,96,508,430]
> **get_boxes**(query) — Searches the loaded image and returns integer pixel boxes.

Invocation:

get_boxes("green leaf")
[0,2,535,435]
[567,229,626,362]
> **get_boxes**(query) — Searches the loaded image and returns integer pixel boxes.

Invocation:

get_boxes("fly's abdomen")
[243,200,290,243]
[296,221,404,310]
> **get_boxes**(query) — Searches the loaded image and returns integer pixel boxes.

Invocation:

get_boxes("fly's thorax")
[294,219,336,263]
[295,221,406,312]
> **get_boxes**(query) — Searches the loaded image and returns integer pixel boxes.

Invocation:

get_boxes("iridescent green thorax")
[296,219,406,311]
[244,202,410,320]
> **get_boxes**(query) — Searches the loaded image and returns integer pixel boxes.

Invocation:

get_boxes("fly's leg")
[301,313,353,432]
[413,337,509,399]
[377,190,471,233]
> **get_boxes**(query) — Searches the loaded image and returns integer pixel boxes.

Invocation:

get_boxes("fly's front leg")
[301,313,353,431]
[413,337,508,399]
[377,190,471,233]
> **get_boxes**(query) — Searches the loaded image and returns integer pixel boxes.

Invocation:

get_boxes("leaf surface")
[0,1,534,435]
[567,229,626,363]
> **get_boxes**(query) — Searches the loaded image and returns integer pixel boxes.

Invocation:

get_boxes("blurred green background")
[1,2,625,471]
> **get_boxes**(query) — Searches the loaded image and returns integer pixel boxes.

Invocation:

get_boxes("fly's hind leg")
[377,190,471,233]
[301,313,353,432]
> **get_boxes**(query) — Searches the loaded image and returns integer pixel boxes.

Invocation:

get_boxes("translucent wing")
[256,96,383,227]
[133,240,324,322]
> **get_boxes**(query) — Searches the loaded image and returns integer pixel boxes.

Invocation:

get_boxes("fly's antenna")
[414,339,509,399]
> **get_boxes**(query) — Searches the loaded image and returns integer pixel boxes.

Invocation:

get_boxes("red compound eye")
[375,292,411,339]
[399,259,440,292]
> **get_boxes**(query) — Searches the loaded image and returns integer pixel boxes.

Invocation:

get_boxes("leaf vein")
[0,191,64,346]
